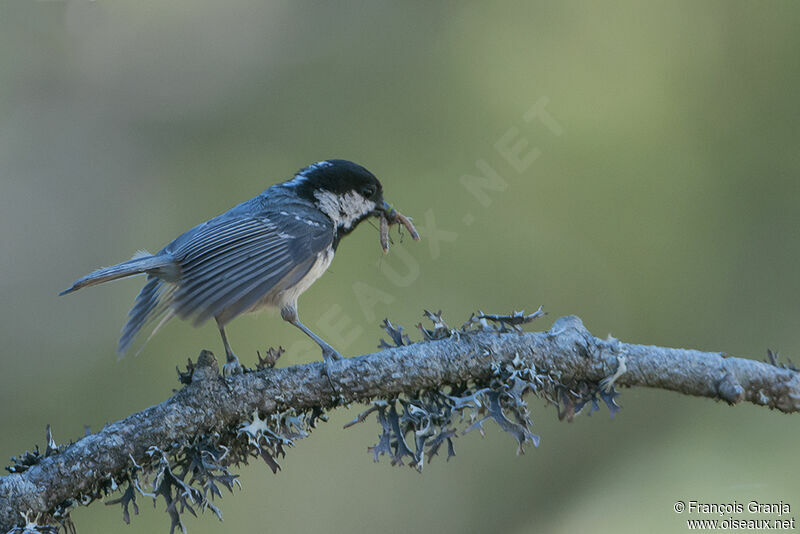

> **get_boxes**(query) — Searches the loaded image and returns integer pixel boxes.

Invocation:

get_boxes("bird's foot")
[321,349,346,403]
[222,353,244,377]
[322,347,343,362]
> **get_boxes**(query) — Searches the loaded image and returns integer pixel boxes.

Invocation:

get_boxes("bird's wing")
[169,212,333,325]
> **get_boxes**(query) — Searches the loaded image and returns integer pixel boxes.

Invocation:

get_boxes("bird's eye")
[361,185,377,198]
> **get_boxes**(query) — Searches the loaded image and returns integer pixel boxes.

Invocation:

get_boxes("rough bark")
[1,315,797,533]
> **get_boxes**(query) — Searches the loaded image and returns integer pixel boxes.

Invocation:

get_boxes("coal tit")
[61,159,417,375]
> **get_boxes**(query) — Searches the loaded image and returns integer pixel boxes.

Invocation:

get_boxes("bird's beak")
[372,199,393,218]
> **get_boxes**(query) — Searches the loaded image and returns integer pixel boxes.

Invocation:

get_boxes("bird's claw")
[322,347,343,363]
[222,354,244,377]
[321,352,346,403]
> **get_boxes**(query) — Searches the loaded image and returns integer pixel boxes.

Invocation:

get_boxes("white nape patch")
[313,190,376,230]
[287,160,334,186]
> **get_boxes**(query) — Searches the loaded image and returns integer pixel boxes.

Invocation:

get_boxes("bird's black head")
[287,159,388,235]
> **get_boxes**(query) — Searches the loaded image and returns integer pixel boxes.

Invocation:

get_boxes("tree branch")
[1,314,798,533]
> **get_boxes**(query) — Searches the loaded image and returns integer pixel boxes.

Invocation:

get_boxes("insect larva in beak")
[380,212,390,253]
[379,206,420,252]
[394,211,420,241]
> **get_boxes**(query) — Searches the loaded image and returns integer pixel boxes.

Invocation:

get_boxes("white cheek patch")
[339,192,376,229]
[314,190,376,229]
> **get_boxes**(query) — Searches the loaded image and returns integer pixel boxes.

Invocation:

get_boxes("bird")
[60,159,418,376]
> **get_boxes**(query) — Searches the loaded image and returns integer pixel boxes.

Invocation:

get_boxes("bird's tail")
[59,251,179,296]
[61,251,181,355]
[118,275,178,355]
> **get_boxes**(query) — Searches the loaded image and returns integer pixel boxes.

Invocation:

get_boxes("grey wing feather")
[208,252,319,325]
[171,214,332,325]
[173,218,272,268]
[173,228,287,318]
[117,212,333,354]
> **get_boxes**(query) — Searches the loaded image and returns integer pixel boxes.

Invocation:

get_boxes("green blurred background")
[2,1,799,532]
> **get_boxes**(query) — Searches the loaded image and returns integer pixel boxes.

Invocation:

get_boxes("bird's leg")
[216,318,243,376]
[280,306,342,363]
[281,305,343,397]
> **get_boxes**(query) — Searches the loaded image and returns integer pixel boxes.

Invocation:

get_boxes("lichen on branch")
[1,310,798,534]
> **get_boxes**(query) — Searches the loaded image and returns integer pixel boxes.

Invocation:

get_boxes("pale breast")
[247,247,335,313]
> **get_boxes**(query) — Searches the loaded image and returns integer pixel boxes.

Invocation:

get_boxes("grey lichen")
[100,402,325,534]
[3,308,797,534]
[348,308,620,471]
[5,363,330,533]
[6,512,60,534]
